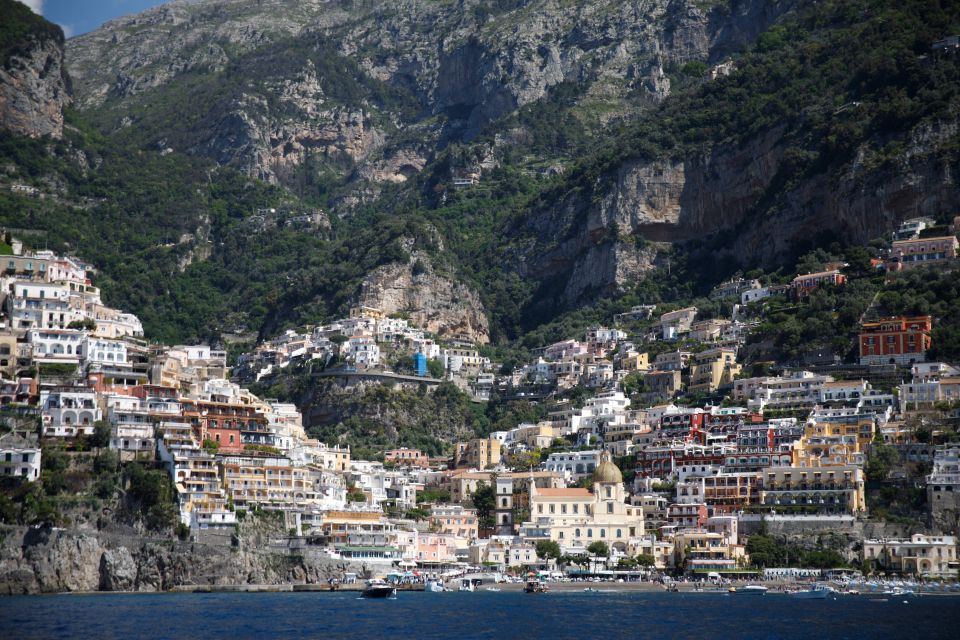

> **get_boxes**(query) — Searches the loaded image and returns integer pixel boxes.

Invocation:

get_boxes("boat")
[787,585,832,600]
[425,579,446,593]
[485,587,502,592]
[728,585,768,595]
[361,579,397,599]
[524,580,549,593]
[458,579,476,592]
[583,587,598,593]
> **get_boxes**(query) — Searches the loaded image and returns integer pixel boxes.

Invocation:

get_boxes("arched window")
[605,486,612,498]
[600,529,606,538]
[587,529,593,538]
[616,529,622,538]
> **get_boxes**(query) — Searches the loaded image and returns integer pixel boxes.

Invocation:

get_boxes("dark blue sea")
[1,591,958,639]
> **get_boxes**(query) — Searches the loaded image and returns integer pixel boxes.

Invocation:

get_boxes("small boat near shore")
[425,579,446,593]
[729,585,768,595]
[361,580,397,599]
[787,585,832,600]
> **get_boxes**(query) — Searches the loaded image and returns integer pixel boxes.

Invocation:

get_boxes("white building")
[82,336,128,368]
[104,393,155,457]
[27,328,85,365]
[348,336,380,367]
[542,450,601,481]
[41,388,101,437]
[0,433,41,481]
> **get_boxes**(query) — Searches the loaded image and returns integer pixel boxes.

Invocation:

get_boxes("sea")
[1,590,958,639]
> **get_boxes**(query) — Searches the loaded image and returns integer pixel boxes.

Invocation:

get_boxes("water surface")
[1,590,956,639]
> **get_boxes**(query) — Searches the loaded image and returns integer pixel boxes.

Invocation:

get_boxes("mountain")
[1,0,958,347]
[0,0,70,138]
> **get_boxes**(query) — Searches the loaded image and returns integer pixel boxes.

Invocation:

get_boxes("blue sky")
[21,0,169,38]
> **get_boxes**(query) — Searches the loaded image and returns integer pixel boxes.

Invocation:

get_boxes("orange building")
[859,316,932,365]
[792,270,847,298]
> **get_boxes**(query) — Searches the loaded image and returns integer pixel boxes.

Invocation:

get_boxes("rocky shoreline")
[0,522,362,596]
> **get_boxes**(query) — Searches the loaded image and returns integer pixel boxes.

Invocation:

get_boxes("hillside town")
[2,216,960,583]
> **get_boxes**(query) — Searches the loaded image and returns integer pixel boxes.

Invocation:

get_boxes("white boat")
[485,587,501,592]
[458,579,476,592]
[425,579,446,593]
[729,585,768,595]
[787,585,832,600]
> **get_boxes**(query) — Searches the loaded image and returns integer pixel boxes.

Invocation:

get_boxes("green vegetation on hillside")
[0,0,63,68]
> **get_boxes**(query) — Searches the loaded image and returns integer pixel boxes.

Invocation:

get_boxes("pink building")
[416,533,458,564]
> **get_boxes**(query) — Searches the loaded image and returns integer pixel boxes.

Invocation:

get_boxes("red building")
[181,398,268,453]
[658,411,706,441]
[859,315,932,365]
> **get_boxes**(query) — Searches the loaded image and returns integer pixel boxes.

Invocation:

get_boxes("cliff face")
[65,0,793,191]
[0,11,70,139]
[357,251,490,343]
[520,117,959,300]
[0,520,359,595]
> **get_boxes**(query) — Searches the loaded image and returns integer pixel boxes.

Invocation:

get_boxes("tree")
[635,553,656,568]
[90,420,112,448]
[426,358,445,378]
[587,541,609,558]
[536,540,562,561]
[865,439,899,482]
[471,481,496,530]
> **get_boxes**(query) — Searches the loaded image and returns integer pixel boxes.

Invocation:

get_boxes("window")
[575,528,581,538]
[607,502,614,513]
[616,529,622,538]
[587,529,593,538]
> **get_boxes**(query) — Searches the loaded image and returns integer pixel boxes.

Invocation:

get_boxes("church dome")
[593,450,623,484]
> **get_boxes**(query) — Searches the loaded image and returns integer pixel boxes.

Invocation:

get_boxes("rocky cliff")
[358,250,490,343]
[0,1,71,139]
[65,0,793,194]
[0,518,360,595]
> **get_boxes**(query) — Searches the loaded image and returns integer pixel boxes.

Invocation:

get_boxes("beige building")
[863,535,958,577]
[759,465,865,514]
[453,437,503,469]
[522,451,645,554]
[687,347,741,395]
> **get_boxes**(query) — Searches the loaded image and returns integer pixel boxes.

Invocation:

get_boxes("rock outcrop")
[357,251,490,343]
[520,116,960,298]
[0,519,359,595]
[0,9,70,139]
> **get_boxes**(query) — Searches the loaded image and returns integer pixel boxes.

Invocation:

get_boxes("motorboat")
[458,579,476,592]
[425,579,446,593]
[361,579,397,599]
[485,587,502,592]
[787,585,832,599]
[728,585,768,595]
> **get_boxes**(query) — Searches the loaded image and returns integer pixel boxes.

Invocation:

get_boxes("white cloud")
[21,0,44,15]
[59,23,75,38]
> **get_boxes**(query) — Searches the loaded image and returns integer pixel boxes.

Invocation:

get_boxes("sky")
[20,0,170,38]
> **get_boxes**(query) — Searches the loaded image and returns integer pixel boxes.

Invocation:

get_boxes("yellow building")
[453,437,503,469]
[619,352,650,372]
[791,417,874,467]
[523,451,645,553]
[687,347,741,394]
